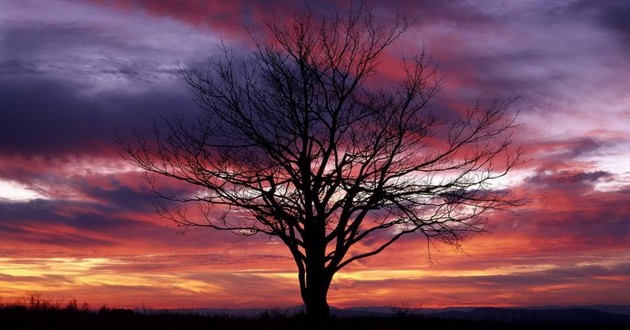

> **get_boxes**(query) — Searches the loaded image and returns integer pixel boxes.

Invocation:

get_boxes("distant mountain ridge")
[429,307,630,324]
[153,305,630,324]
[337,304,630,317]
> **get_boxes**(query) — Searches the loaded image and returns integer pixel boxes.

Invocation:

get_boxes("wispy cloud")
[0,0,627,308]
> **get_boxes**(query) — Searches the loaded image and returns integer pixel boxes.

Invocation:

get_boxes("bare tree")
[122,5,523,320]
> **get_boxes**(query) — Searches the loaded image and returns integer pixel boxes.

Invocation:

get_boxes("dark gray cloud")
[0,2,206,158]
[0,75,196,157]
[0,188,253,252]
[82,184,156,213]
[0,18,179,93]
[0,59,45,75]
[524,169,612,188]
[0,195,168,251]
[0,0,628,308]
[600,5,630,36]
[0,199,138,231]
[569,0,630,44]
[494,170,630,248]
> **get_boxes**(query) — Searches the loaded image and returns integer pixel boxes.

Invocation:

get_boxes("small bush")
[23,291,61,311]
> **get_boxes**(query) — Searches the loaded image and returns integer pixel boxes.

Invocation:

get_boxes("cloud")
[524,169,612,190]
[0,75,200,157]
[329,261,630,307]
[90,0,313,34]
[569,0,630,45]
[0,0,628,309]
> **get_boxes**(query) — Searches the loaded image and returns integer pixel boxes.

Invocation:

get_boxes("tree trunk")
[302,282,330,323]
[302,222,333,321]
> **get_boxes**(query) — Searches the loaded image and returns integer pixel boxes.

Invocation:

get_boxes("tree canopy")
[122,5,523,320]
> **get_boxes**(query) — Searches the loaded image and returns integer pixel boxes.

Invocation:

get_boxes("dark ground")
[1,307,629,330]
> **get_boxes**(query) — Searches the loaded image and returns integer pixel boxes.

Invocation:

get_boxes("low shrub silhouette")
[1,294,629,329]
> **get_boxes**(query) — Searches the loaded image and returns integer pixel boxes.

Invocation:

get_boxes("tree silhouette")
[122,5,523,320]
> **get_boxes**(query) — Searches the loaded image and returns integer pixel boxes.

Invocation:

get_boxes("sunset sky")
[1,0,629,310]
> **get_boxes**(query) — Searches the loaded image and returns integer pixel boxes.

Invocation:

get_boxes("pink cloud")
[0,0,628,309]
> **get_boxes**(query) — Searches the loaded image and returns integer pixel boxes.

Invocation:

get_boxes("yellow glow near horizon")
[1,252,628,308]
[332,263,559,283]
[0,257,225,302]
[0,256,584,288]
[0,257,117,276]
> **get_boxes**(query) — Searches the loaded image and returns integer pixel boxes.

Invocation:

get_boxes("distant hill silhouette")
[329,305,630,325]
[431,307,630,324]
[3,303,630,329]
[165,305,630,325]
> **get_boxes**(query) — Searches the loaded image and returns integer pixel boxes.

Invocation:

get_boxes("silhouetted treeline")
[2,302,630,330]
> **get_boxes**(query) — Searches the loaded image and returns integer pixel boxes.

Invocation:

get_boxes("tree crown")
[122,5,523,274]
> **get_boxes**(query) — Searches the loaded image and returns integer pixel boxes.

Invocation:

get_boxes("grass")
[0,293,627,329]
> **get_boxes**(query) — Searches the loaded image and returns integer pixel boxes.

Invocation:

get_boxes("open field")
[2,302,629,330]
